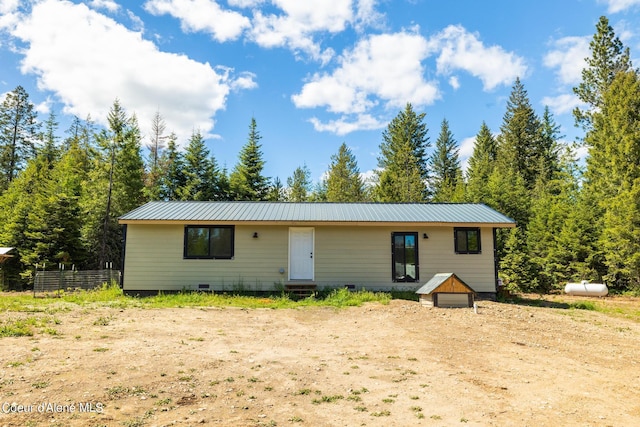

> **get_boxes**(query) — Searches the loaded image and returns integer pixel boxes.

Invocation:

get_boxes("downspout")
[493,228,499,300]
[120,224,127,289]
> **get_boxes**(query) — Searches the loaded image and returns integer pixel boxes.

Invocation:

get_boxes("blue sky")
[1,0,639,185]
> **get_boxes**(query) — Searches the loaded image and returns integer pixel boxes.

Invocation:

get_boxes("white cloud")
[600,0,640,13]
[144,0,250,42]
[12,0,254,142]
[429,25,527,91]
[448,75,460,90]
[308,114,385,135]
[293,31,439,115]
[89,0,120,13]
[543,36,589,85]
[541,93,585,116]
[0,0,20,30]
[248,0,355,62]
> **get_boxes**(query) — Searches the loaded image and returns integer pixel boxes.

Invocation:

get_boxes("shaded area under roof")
[119,201,516,225]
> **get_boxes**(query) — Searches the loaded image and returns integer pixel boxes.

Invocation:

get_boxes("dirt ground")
[1,295,639,427]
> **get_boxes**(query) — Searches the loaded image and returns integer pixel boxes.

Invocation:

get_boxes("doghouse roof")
[415,273,476,295]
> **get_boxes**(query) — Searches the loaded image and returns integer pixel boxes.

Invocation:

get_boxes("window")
[392,232,419,282]
[454,228,481,254]
[184,226,234,259]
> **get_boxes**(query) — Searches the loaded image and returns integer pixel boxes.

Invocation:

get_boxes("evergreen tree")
[538,106,562,183]
[229,118,269,201]
[22,142,90,271]
[375,103,430,202]
[0,86,39,190]
[145,111,167,200]
[0,156,52,288]
[588,70,640,289]
[287,165,311,202]
[266,177,285,201]
[81,100,144,269]
[600,179,640,291]
[497,77,543,189]
[430,119,464,202]
[526,150,580,291]
[158,134,185,201]
[180,130,221,201]
[40,111,60,165]
[574,15,632,131]
[465,122,497,203]
[325,143,365,202]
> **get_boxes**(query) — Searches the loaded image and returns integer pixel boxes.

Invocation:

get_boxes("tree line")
[1,16,639,294]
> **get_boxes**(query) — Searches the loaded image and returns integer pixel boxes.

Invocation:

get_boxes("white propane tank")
[564,280,608,297]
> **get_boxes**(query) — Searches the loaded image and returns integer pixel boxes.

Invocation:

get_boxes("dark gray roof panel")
[120,201,515,225]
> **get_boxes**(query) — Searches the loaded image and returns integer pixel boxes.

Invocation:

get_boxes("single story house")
[118,201,515,298]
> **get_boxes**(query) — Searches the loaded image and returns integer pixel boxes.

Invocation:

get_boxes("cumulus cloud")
[293,31,439,115]
[144,0,250,42]
[543,36,589,85]
[248,0,355,62]
[308,114,385,135]
[12,0,254,142]
[429,25,527,91]
[89,0,120,13]
[599,0,640,13]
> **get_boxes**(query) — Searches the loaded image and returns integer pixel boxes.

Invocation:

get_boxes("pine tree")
[526,150,580,291]
[0,86,39,190]
[180,130,221,201]
[145,111,167,200]
[266,177,285,201]
[325,143,365,202]
[600,179,640,291]
[375,103,430,202]
[430,119,463,202]
[498,77,543,190]
[40,111,60,165]
[287,165,311,202]
[230,118,269,201]
[0,156,52,287]
[538,106,562,183]
[574,16,632,131]
[465,122,497,203]
[158,133,185,201]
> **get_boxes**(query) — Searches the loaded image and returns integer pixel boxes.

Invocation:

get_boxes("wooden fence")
[33,269,121,294]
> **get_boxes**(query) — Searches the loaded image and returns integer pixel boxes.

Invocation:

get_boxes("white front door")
[289,227,314,280]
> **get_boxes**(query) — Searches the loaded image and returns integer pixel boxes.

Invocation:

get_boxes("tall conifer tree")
[375,103,430,202]
[325,143,365,202]
[230,118,269,201]
[430,119,463,202]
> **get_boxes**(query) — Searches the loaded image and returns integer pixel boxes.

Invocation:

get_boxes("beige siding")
[123,224,497,294]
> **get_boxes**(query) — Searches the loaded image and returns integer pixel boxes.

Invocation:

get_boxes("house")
[118,201,515,298]
[415,272,476,308]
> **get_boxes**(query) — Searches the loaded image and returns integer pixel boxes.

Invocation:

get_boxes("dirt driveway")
[1,297,639,426]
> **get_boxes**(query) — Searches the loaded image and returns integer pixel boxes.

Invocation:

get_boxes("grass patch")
[1,284,393,312]
[312,394,344,404]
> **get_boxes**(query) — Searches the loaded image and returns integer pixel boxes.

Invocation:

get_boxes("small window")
[184,226,234,259]
[454,228,481,254]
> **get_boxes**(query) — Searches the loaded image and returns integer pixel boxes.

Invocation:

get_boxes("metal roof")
[119,201,515,225]
[415,273,472,295]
